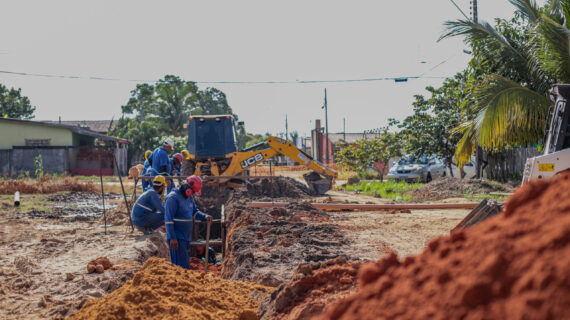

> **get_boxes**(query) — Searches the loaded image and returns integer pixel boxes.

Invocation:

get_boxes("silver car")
[387,155,446,183]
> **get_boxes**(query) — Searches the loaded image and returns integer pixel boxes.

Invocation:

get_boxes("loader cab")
[187,115,237,160]
[546,84,570,154]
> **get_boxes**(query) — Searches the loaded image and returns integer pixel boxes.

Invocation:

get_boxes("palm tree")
[440,0,570,166]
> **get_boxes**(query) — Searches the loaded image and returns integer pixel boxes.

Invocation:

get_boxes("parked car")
[387,155,446,183]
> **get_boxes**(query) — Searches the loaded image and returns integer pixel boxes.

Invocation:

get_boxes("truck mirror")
[237,121,245,126]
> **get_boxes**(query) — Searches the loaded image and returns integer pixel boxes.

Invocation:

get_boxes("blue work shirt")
[131,189,165,227]
[165,189,206,241]
[169,158,181,177]
[151,146,170,176]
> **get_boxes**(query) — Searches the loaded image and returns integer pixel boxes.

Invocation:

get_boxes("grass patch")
[344,180,423,200]
[75,176,121,183]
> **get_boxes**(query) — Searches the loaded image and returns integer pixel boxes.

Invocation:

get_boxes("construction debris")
[410,177,513,201]
[315,172,570,320]
[69,257,274,320]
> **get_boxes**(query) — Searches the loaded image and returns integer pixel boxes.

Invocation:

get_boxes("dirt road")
[0,192,168,320]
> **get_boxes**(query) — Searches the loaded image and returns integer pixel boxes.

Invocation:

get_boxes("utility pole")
[322,89,329,164]
[471,0,478,23]
[343,117,346,141]
[285,114,289,141]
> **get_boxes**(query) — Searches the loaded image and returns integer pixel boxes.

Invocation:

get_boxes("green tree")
[395,72,467,176]
[336,127,403,181]
[154,75,199,136]
[440,0,569,167]
[0,84,35,119]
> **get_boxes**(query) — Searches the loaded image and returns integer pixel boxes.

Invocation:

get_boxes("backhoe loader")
[455,84,570,230]
[180,115,336,194]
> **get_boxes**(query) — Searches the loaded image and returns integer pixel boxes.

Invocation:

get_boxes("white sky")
[0,0,519,136]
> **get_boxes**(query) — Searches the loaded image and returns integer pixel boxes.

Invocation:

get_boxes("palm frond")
[509,0,541,23]
[534,14,570,82]
[473,74,550,149]
[454,124,476,169]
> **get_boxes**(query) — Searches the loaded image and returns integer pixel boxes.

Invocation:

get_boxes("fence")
[482,147,541,182]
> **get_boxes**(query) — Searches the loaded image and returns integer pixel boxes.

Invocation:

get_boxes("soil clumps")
[222,192,350,287]
[189,257,221,276]
[316,172,570,320]
[69,257,273,320]
[259,257,362,320]
[244,176,311,198]
[411,177,513,201]
[87,257,113,274]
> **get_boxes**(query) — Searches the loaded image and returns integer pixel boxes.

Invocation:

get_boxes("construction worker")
[165,175,212,269]
[131,176,166,234]
[195,245,220,265]
[166,153,184,193]
[141,150,154,190]
[151,138,174,177]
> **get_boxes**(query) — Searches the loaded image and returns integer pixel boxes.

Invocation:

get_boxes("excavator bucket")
[451,199,503,232]
[303,172,333,195]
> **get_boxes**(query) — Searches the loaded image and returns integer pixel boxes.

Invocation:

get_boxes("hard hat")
[173,153,184,164]
[163,138,174,148]
[186,175,203,196]
[181,150,191,160]
[153,175,166,187]
[144,150,153,161]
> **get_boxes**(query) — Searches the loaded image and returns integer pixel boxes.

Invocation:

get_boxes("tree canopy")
[111,75,250,161]
[0,83,35,119]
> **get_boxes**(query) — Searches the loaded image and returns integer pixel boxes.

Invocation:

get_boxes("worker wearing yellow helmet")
[141,150,156,190]
[131,175,166,234]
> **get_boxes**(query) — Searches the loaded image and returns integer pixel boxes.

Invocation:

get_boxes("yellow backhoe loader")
[180,115,336,194]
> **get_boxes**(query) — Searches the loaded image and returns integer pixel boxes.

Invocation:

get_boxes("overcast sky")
[0,0,520,136]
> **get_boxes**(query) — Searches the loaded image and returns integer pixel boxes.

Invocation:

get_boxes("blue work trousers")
[168,239,190,269]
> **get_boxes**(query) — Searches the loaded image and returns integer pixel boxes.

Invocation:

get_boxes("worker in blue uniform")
[167,153,184,193]
[141,150,154,190]
[151,138,174,176]
[131,176,166,234]
[165,175,212,269]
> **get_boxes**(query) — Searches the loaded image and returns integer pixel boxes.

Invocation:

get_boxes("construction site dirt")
[0,176,471,319]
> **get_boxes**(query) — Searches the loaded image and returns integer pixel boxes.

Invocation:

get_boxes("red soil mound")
[260,257,361,320]
[189,257,221,276]
[315,173,570,320]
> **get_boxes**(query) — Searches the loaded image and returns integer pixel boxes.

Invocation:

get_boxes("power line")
[0,69,449,84]
[448,0,470,20]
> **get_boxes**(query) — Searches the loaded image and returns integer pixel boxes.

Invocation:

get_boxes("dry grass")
[0,175,97,194]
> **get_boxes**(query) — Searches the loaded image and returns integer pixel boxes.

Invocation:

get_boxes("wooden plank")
[250,201,481,210]
[190,240,223,247]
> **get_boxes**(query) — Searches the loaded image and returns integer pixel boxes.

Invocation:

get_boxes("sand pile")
[222,194,349,287]
[70,257,274,320]
[260,257,362,320]
[411,177,513,201]
[316,173,570,320]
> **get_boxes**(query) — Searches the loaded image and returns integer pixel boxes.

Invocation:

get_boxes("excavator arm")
[222,136,337,194]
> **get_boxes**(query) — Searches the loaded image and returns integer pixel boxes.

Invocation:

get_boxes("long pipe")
[251,201,481,211]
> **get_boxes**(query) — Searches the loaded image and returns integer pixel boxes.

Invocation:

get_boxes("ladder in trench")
[190,204,227,259]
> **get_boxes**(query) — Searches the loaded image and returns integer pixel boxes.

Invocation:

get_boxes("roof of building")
[42,120,115,134]
[0,118,128,144]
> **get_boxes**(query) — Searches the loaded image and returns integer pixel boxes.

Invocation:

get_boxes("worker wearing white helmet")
[151,138,174,179]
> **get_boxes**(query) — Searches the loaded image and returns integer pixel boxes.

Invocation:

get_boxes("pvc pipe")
[14,191,20,207]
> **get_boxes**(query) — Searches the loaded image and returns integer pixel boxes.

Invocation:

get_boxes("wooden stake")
[204,221,211,273]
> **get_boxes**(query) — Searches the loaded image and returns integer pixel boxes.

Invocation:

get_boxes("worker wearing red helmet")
[164,175,212,269]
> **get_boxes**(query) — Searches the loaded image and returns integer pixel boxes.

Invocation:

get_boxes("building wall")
[0,122,73,149]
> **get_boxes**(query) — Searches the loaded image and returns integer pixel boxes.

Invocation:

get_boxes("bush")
[345,180,423,200]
